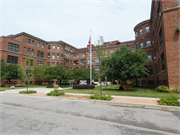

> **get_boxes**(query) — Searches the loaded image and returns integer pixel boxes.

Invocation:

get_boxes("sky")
[0,0,152,48]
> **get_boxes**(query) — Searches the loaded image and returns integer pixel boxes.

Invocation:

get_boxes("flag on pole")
[88,36,91,52]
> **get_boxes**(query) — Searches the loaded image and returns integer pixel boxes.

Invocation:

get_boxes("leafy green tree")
[1,59,7,80]
[54,64,68,84]
[95,36,108,95]
[2,62,19,83]
[18,56,34,91]
[44,66,56,83]
[34,65,47,82]
[105,46,149,87]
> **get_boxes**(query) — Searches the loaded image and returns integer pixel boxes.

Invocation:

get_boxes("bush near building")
[47,89,65,96]
[19,90,36,94]
[89,94,112,101]
[159,96,180,106]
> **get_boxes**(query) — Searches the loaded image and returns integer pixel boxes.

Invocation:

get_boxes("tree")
[44,66,56,83]
[1,59,7,80]
[95,36,108,95]
[105,46,149,88]
[34,65,47,82]
[2,61,19,83]
[18,56,34,91]
[54,64,68,84]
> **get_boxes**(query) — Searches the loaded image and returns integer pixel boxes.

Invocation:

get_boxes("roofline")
[133,19,151,31]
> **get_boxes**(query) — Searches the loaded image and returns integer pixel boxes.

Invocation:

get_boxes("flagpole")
[90,30,92,85]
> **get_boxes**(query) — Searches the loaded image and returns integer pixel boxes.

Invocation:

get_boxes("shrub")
[1,84,3,87]
[19,90,36,94]
[155,85,169,93]
[89,94,112,101]
[171,87,180,93]
[47,89,65,96]
[60,85,69,88]
[159,96,180,106]
[0,89,5,91]
[128,82,133,85]
[73,85,95,89]
[47,84,53,88]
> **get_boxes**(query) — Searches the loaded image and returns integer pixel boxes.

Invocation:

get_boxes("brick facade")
[0,0,179,88]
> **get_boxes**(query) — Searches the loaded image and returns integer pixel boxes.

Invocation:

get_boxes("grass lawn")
[0,85,47,90]
[64,84,179,99]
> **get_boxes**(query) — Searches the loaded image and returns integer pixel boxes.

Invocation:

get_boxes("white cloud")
[1,0,151,48]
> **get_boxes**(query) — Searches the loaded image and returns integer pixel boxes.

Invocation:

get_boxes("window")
[142,81,146,86]
[95,65,100,69]
[61,47,63,51]
[131,47,135,51]
[27,48,30,55]
[57,53,60,59]
[147,51,152,60]
[70,60,72,65]
[52,53,55,59]
[37,51,44,58]
[80,59,85,65]
[37,42,40,47]
[47,62,50,66]
[48,53,50,59]
[7,55,18,64]
[139,28,142,35]
[145,26,150,32]
[42,44,44,49]
[16,38,19,41]
[74,60,79,65]
[8,43,19,53]
[161,52,165,71]
[147,65,153,75]
[88,58,93,64]
[148,81,154,86]
[146,37,151,47]
[157,4,161,21]
[70,54,72,58]
[135,31,138,37]
[57,46,60,50]
[52,62,55,67]
[57,62,59,65]
[81,66,85,69]
[48,45,51,49]
[65,52,69,57]
[52,45,55,50]
[65,46,69,51]
[136,42,138,49]
[103,50,107,54]
[61,54,63,60]
[81,54,85,57]
[71,48,72,52]
[31,49,34,56]
[110,50,115,54]
[74,54,79,58]
[32,40,35,45]
[28,39,31,44]
[27,60,34,66]
[95,58,100,63]
[140,39,143,48]
[159,28,163,46]
[88,66,93,68]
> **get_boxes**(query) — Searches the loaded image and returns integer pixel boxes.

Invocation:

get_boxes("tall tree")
[54,64,68,84]
[1,59,7,81]
[18,56,34,91]
[34,65,47,82]
[44,66,56,83]
[2,61,19,83]
[95,36,108,95]
[105,46,149,87]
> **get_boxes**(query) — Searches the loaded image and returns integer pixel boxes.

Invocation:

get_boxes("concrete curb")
[2,93,180,112]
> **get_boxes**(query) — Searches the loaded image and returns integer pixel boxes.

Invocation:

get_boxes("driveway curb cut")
[2,93,180,112]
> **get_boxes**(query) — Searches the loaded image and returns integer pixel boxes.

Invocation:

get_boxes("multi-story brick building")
[0,0,179,89]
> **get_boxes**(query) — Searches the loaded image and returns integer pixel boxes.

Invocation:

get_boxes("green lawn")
[0,85,47,90]
[63,84,179,99]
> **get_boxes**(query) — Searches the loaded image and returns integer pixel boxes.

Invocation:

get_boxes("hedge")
[73,85,95,89]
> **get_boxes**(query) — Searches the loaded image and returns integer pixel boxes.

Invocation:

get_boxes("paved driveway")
[0,94,180,135]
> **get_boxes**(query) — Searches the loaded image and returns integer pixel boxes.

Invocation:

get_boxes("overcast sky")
[0,0,152,48]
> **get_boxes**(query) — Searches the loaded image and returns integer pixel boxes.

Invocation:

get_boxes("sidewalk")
[1,88,180,112]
